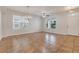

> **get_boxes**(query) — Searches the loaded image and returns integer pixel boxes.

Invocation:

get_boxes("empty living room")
[0,6,79,53]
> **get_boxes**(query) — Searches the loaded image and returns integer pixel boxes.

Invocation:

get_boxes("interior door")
[67,15,79,35]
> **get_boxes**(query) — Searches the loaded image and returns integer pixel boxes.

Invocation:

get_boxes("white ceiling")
[3,6,79,16]
[5,6,65,14]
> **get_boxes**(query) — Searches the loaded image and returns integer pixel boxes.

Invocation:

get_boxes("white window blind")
[13,15,30,30]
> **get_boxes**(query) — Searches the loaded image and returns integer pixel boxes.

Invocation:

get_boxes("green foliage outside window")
[47,20,56,29]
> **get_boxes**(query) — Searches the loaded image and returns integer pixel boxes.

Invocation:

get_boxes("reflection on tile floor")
[0,32,79,53]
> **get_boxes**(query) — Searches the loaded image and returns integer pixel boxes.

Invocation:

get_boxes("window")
[47,17,56,29]
[13,15,30,30]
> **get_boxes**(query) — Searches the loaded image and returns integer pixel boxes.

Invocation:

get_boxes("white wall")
[0,10,2,39]
[42,13,79,36]
[67,13,79,36]
[42,13,68,35]
[1,7,79,38]
[1,8,42,37]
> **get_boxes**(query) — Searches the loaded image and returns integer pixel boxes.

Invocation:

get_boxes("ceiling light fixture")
[65,6,77,11]
[69,10,74,13]
[65,6,77,16]
[41,11,51,18]
[41,11,47,18]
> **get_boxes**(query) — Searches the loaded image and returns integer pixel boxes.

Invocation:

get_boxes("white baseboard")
[53,32,68,35]
[43,30,68,35]
[2,31,42,38]
[0,36,3,40]
[67,34,79,36]
[2,31,79,39]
